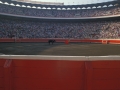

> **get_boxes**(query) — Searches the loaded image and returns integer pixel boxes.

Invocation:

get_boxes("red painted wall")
[12,60,85,90]
[1,59,120,90]
[0,38,15,42]
[0,38,120,44]
[0,60,4,90]
[92,61,120,90]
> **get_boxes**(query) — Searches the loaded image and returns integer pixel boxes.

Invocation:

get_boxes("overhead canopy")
[0,0,119,9]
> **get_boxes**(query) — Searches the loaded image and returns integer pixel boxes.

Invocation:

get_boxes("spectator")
[0,19,120,39]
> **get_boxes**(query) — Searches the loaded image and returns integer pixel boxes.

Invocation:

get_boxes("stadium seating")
[0,19,120,39]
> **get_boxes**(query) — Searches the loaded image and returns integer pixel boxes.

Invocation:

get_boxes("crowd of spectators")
[0,19,120,39]
[0,3,120,17]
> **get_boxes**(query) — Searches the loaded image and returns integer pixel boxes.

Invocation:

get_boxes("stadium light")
[67,8,71,10]
[0,1,3,3]
[16,4,21,7]
[37,7,41,9]
[52,8,56,9]
[47,7,51,10]
[42,7,46,9]
[32,6,36,8]
[87,7,91,9]
[76,8,81,10]
[22,5,26,7]
[103,5,107,7]
[92,6,96,9]
[10,3,15,6]
[72,8,76,10]
[4,2,9,5]
[81,7,86,9]
[97,6,101,8]
[27,6,31,8]
[108,4,113,7]
[62,8,66,10]
[57,8,61,10]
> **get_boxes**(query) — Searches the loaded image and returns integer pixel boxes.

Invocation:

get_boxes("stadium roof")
[12,0,64,5]
[0,0,119,8]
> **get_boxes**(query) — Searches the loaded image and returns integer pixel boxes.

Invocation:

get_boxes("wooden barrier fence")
[0,38,120,44]
[0,55,120,90]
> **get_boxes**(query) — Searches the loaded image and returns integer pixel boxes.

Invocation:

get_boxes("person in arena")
[48,40,56,45]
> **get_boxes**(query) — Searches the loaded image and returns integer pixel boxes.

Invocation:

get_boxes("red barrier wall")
[0,38,15,42]
[0,38,120,44]
[1,59,120,90]
[12,60,85,90]
[92,61,120,90]
[0,60,6,90]
[107,40,120,44]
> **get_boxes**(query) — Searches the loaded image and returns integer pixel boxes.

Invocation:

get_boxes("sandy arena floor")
[0,42,120,56]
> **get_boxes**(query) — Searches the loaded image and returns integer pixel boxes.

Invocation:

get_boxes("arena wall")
[0,59,5,90]
[0,55,120,90]
[0,38,120,44]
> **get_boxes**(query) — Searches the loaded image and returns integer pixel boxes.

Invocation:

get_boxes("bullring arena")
[1,39,120,56]
[0,0,120,90]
